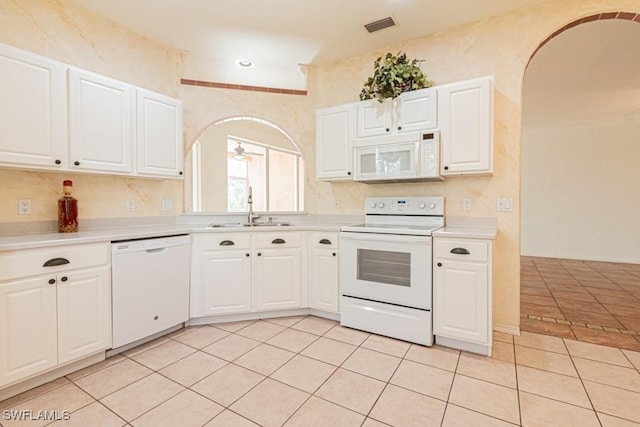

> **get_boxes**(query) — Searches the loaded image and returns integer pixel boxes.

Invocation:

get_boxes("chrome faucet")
[247,186,261,225]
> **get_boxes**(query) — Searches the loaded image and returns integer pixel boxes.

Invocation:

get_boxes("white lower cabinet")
[433,237,492,355]
[57,267,111,364]
[254,248,301,311]
[191,232,303,317]
[0,276,58,386]
[0,243,111,388]
[191,233,252,317]
[308,232,339,313]
[253,232,302,311]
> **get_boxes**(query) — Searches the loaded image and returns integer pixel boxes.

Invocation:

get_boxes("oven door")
[340,231,432,310]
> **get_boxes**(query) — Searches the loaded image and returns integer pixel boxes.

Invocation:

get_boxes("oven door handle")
[340,232,431,244]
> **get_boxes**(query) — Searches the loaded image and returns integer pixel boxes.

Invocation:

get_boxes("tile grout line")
[439,347,462,427]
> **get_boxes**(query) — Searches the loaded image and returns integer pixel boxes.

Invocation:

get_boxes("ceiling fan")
[232,141,264,159]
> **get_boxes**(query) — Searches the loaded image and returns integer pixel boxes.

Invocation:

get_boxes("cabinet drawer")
[311,232,339,249]
[254,232,301,248]
[434,238,488,262]
[0,243,109,282]
[198,233,251,250]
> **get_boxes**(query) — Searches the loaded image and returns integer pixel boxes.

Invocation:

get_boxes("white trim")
[436,336,492,356]
[191,140,202,212]
[494,322,521,336]
[0,353,105,401]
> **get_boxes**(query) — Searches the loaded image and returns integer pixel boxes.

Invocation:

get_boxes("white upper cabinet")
[136,89,184,178]
[356,87,437,139]
[316,103,355,180]
[356,99,394,138]
[438,76,493,175]
[0,44,67,169]
[396,88,437,133]
[68,68,134,174]
[0,42,184,179]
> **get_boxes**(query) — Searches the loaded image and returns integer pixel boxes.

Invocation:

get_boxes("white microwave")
[353,131,443,183]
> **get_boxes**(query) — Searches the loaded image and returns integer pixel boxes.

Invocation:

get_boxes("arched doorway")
[520,13,640,350]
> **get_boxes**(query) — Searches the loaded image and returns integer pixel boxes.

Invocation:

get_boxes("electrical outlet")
[125,199,135,212]
[161,199,173,211]
[496,198,513,212]
[18,199,32,215]
[462,198,472,211]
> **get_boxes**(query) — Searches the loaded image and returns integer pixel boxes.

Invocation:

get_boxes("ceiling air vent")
[364,17,396,33]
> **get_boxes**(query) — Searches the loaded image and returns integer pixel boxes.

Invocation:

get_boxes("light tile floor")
[2,316,640,426]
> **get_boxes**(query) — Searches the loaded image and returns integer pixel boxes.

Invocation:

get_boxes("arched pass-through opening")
[519,12,640,350]
[185,116,305,214]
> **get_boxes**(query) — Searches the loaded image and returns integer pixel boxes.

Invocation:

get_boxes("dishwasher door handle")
[145,247,167,254]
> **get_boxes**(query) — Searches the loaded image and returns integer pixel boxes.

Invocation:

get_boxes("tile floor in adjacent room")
[2,316,640,426]
[521,256,640,351]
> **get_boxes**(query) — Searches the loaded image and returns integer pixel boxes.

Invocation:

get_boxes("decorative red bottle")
[58,180,78,233]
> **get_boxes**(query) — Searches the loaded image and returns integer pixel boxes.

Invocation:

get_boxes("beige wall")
[2,0,639,330]
[0,0,182,222]
[522,117,640,263]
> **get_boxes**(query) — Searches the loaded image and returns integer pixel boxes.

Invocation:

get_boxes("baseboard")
[188,308,338,326]
[435,336,491,356]
[494,322,520,336]
[0,352,105,401]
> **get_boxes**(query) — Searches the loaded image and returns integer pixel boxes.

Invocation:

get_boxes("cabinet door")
[396,88,437,133]
[308,248,339,313]
[136,89,183,178]
[438,77,493,175]
[68,69,134,174]
[0,44,67,169]
[196,249,252,316]
[57,267,111,364]
[356,99,393,138]
[316,104,354,180]
[254,249,301,311]
[433,260,488,344]
[0,276,57,387]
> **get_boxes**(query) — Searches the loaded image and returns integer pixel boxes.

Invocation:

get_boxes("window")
[227,157,248,211]
[226,138,303,212]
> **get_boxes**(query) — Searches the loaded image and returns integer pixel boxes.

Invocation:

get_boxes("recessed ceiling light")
[236,59,254,68]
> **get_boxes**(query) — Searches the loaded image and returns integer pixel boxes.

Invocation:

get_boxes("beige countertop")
[0,222,344,252]
[433,217,498,240]
[0,215,497,251]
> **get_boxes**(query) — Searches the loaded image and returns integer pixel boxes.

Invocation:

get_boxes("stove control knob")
[369,202,377,208]
[428,202,437,209]
[418,203,426,209]
[377,202,385,208]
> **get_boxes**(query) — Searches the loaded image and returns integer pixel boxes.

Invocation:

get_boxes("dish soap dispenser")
[58,180,78,233]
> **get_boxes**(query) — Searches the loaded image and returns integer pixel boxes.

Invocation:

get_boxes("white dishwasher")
[111,234,191,349]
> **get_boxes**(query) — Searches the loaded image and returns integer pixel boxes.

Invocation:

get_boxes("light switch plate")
[497,198,513,212]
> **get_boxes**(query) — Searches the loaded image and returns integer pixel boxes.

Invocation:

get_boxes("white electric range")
[340,196,444,345]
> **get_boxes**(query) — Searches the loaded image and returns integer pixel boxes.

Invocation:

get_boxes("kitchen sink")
[207,222,291,228]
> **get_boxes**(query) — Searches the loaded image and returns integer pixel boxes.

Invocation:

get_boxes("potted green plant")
[360,52,432,102]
